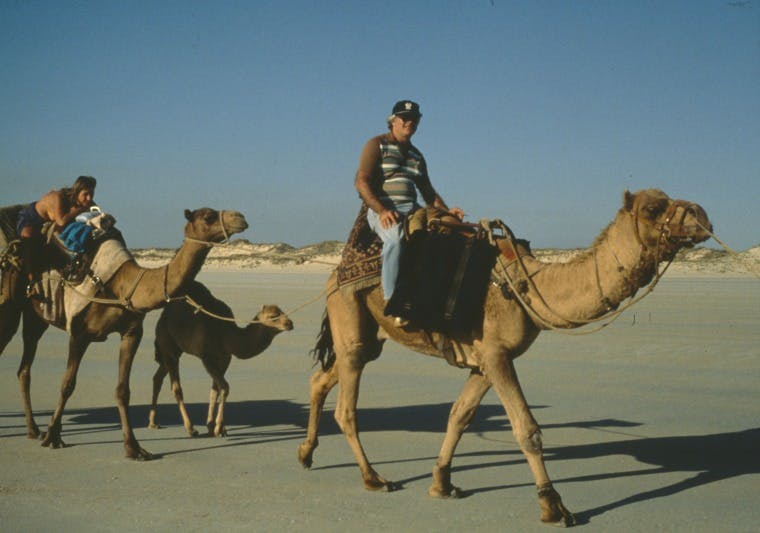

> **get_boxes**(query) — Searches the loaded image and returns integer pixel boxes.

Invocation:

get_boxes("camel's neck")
[508,212,658,328]
[163,240,213,296]
[230,325,278,359]
[113,240,213,311]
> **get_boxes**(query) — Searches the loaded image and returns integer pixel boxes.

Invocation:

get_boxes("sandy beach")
[1,266,759,532]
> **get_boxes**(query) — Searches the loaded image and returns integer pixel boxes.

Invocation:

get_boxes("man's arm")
[355,138,399,229]
[40,191,86,229]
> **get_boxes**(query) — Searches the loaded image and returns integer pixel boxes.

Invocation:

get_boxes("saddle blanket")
[38,238,134,332]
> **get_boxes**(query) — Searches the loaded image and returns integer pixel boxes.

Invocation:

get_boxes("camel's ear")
[623,190,636,212]
[184,209,193,221]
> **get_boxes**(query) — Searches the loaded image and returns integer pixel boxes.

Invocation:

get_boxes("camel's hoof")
[428,484,464,499]
[126,447,154,461]
[147,422,162,430]
[539,486,576,527]
[214,427,227,438]
[364,479,399,492]
[297,443,314,469]
[40,432,65,449]
[27,426,41,440]
[189,429,199,437]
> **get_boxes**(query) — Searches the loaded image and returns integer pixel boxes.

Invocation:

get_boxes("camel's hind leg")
[297,363,338,468]
[333,344,395,491]
[16,308,47,439]
[166,356,198,437]
[482,349,575,527]
[429,370,491,498]
[153,330,197,436]
[40,332,89,449]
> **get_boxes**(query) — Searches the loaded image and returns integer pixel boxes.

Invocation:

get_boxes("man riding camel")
[354,100,463,309]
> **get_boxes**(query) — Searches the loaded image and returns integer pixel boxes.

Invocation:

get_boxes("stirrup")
[25,280,41,299]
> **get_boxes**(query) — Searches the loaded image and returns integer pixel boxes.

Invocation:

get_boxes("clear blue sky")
[2,1,758,250]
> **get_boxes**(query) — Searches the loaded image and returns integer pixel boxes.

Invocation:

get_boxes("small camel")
[298,189,712,526]
[0,207,248,459]
[149,280,293,437]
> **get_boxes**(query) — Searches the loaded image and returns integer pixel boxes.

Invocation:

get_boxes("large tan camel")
[148,280,294,437]
[297,189,712,526]
[0,207,247,459]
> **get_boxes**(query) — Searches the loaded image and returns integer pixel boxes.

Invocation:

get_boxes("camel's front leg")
[334,345,396,492]
[40,333,89,449]
[429,370,491,498]
[115,326,153,460]
[18,309,48,439]
[204,358,230,437]
[483,351,575,527]
[297,363,338,468]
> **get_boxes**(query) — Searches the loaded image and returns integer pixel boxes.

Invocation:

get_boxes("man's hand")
[379,208,399,229]
[448,207,465,221]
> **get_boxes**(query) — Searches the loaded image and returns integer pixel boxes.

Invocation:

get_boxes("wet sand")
[1,271,758,532]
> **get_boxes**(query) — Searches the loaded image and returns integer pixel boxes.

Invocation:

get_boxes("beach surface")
[1,267,759,532]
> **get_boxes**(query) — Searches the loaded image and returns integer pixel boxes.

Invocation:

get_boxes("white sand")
[1,267,759,532]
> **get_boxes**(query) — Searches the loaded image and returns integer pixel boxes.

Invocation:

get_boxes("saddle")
[44,214,121,284]
[336,204,507,334]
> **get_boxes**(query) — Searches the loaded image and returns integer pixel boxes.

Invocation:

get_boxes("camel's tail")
[310,310,335,371]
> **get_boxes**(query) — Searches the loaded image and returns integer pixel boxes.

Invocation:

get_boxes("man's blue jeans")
[367,202,415,300]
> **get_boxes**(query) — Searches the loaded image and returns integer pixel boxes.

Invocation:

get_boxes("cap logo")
[405,102,413,111]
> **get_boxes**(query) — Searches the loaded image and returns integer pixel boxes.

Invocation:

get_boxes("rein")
[490,204,688,336]
[58,213,236,313]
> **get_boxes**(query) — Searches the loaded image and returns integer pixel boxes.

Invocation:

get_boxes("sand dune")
[131,239,760,276]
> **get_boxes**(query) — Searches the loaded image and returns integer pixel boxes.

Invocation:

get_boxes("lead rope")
[696,221,760,279]
[491,224,673,335]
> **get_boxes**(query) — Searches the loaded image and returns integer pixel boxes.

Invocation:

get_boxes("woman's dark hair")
[63,175,96,204]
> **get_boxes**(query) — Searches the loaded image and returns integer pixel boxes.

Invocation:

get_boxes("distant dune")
[130,239,760,276]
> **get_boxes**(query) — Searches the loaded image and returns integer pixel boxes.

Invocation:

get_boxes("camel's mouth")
[223,211,249,235]
[662,201,712,247]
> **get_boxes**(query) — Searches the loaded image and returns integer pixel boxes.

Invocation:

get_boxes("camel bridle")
[183,210,231,247]
[491,197,707,335]
[631,199,705,252]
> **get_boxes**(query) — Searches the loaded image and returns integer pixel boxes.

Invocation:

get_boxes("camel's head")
[254,304,294,332]
[183,208,248,243]
[622,189,712,257]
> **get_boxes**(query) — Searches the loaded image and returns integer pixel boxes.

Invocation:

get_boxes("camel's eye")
[643,202,665,218]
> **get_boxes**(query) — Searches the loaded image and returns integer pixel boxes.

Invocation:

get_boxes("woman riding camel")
[16,175,96,294]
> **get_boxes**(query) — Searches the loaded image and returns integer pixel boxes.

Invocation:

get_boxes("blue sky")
[1,1,758,250]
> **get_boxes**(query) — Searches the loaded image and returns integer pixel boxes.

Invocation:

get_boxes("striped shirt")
[357,133,436,210]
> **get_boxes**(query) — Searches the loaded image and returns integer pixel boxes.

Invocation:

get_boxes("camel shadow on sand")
[2,400,757,522]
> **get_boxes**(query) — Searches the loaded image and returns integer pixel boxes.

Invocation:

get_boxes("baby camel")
[148,281,293,437]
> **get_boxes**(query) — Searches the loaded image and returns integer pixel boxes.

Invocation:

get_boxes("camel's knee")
[115,383,130,405]
[61,377,77,399]
[171,382,184,401]
[17,366,31,383]
[516,428,543,455]
[152,368,167,387]
[333,408,357,437]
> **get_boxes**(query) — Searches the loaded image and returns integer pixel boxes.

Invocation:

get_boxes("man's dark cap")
[391,100,422,119]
